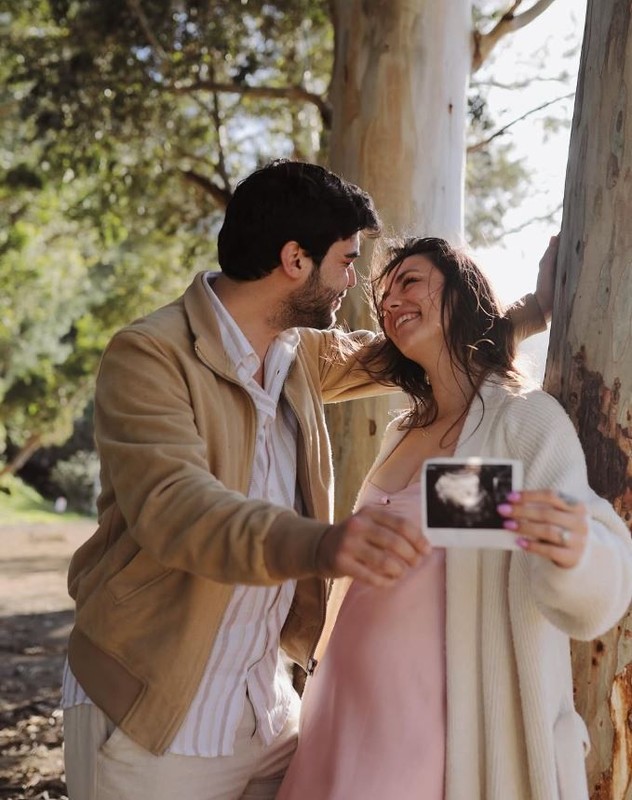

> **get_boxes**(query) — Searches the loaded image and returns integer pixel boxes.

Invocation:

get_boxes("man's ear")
[279,241,309,279]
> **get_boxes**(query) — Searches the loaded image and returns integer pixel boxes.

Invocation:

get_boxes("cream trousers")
[63,695,299,800]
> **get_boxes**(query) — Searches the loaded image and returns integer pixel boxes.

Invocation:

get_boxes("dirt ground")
[0,519,94,800]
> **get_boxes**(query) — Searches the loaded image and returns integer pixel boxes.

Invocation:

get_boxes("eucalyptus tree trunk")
[544,2,632,797]
[326,0,471,518]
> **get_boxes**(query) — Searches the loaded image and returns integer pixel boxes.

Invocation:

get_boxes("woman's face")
[379,254,447,361]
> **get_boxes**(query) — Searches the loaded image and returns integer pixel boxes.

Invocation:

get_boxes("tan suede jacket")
[66,271,545,754]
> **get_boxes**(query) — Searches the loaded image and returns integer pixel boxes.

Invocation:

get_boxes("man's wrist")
[264,512,330,579]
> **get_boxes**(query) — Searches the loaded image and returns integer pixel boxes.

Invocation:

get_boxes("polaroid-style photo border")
[421,457,523,550]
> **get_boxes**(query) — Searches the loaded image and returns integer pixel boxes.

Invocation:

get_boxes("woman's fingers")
[496,489,589,568]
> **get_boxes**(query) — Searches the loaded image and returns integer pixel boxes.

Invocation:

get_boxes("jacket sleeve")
[296,327,393,403]
[503,389,632,640]
[94,329,328,586]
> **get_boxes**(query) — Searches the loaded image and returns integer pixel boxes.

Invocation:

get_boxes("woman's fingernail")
[506,491,521,502]
[497,504,513,515]
[503,520,519,531]
[516,537,529,549]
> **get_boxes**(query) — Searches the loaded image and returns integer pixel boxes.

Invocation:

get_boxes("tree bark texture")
[544,2,632,798]
[326,0,471,518]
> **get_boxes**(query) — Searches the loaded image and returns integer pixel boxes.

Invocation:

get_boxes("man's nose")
[346,264,357,289]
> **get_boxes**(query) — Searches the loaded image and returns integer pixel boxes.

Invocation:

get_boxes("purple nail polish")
[503,520,519,531]
[506,491,521,502]
[497,503,512,515]
[516,537,529,549]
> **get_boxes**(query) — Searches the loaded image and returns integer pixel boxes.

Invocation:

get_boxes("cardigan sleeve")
[503,389,632,640]
[505,292,547,344]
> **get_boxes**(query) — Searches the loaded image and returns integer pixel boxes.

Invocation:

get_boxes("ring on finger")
[558,491,579,506]
[558,529,571,546]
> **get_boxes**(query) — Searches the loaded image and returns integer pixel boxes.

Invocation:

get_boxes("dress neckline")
[366,479,421,497]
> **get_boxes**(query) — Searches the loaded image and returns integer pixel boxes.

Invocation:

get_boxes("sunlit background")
[474,0,587,380]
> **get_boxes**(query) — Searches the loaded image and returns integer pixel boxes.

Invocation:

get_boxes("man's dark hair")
[217,159,381,280]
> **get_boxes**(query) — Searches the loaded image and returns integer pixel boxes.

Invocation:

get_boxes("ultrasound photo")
[425,461,514,529]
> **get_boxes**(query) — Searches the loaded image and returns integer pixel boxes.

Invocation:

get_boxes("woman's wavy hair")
[360,236,522,429]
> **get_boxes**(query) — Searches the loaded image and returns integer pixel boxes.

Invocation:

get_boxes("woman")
[277,237,632,800]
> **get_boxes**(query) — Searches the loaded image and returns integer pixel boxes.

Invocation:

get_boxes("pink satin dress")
[277,481,446,800]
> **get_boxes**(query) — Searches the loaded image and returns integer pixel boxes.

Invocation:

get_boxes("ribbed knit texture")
[362,380,632,800]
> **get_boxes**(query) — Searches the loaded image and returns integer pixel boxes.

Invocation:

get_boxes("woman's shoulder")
[482,379,567,422]
[484,381,583,461]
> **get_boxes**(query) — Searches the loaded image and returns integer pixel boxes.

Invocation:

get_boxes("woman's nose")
[383,292,401,310]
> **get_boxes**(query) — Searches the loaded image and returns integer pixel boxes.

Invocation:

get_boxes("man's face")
[282,234,360,329]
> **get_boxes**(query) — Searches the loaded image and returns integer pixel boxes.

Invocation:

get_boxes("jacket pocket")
[106,550,172,604]
[553,709,590,800]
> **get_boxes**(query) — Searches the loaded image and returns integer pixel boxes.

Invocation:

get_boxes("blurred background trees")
[0,0,577,500]
[3,4,631,796]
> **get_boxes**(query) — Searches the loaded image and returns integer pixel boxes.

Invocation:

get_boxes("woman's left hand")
[497,489,589,568]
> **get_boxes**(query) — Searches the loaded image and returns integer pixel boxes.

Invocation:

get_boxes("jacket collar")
[183,271,302,389]
[183,271,241,381]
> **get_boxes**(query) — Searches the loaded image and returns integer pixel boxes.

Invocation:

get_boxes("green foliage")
[0,0,575,466]
[466,141,530,247]
[0,473,83,522]
[5,0,332,195]
[51,449,100,514]
[0,169,195,454]
[0,0,333,465]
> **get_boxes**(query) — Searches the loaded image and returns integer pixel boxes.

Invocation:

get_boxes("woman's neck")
[423,358,479,422]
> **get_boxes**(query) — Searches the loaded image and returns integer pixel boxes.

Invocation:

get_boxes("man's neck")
[212,274,280,367]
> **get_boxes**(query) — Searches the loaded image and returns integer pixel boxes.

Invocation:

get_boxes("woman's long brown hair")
[359,237,522,430]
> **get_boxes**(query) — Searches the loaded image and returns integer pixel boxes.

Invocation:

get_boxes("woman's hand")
[497,489,589,568]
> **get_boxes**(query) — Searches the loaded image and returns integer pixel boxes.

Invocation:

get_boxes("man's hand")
[315,505,431,588]
[534,234,560,322]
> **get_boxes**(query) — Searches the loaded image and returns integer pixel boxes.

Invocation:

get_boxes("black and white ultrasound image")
[425,463,514,529]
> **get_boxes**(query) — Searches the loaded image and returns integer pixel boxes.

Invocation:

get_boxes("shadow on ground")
[0,520,93,800]
[0,609,72,799]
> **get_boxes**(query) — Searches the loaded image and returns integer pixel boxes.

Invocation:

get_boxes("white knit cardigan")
[353,380,632,800]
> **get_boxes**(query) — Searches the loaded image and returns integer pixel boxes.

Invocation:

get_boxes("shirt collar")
[202,272,299,386]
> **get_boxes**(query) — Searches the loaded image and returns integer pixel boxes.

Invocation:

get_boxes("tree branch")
[125,0,168,61]
[179,169,232,209]
[501,203,562,236]
[467,92,574,153]
[171,80,332,128]
[472,72,570,90]
[0,434,42,477]
[208,68,231,192]
[471,0,558,73]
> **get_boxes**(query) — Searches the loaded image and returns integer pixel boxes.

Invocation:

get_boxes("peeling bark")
[544,1,632,797]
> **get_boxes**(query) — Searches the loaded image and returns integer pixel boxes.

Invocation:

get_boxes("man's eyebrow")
[344,250,360,259]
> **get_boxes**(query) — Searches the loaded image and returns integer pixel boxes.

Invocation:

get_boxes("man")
[62,160,550,799]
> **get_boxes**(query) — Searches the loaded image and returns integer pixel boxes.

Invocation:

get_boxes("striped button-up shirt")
[63,272,302,757]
